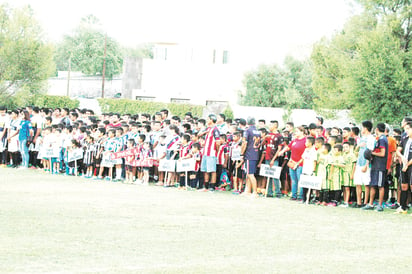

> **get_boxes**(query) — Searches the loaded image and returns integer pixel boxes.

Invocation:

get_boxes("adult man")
[362,123,388,212]
[395,121,412,214]
[0,106,9,167]
[354,121,375,208]
[265,121,284,197]
[200,114,220,191]
[241,117,261,197]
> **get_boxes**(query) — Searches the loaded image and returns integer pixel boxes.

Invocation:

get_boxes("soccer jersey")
[217,143,229,165]
[328,154,344,191]
[371,135,388,171]
[356,134,375,167]
[316,152,329,190]
[264,133,284,161]
[203,126,220,157]
[243,125,260,161]
[342,151,357,187]
[301,147,317,175]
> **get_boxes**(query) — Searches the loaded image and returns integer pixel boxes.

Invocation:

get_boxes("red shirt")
[288,137,307,166]
[264,133,284,161]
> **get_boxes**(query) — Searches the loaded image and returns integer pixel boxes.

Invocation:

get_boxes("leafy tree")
[239,57,314,109]
[122,43,154,59]
[311,2,412,123]
[239,64,288,108]
[54,15,122,80]
[0,4,54,100]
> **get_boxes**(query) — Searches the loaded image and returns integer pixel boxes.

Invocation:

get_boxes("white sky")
[8,0,359,69]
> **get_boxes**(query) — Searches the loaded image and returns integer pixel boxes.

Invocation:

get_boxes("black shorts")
[370,170,386,187]
[400,167,412,185]
[126,165,133,172]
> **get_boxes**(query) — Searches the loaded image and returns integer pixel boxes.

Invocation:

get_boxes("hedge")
[98,98,204,118]
[2,93,79,109]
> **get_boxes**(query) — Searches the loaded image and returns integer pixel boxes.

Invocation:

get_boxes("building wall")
[47,74,122,98]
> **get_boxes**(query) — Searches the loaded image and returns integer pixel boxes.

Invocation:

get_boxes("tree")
[122,43,154,59]
[311,3,412,123]
[54,15,122,80]
[239,64,288,108]
[0,4,54,99]
[239,57,314,109]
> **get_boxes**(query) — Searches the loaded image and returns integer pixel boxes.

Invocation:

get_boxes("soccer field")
[1,169,411,273]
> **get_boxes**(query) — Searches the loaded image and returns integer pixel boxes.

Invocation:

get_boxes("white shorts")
[354,166,370,186]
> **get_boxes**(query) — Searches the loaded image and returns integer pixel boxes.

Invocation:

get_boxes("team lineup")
[1,106,412,214]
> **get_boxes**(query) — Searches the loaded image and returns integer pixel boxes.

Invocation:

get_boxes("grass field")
[1,168,412,273]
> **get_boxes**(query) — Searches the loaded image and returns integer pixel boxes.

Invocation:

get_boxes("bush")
[1,92,79,109]
[98,98,204,118]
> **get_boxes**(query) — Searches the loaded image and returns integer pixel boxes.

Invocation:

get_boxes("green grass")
[1,168,412,273]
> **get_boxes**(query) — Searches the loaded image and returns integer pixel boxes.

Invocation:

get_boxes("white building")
[123,43,246,106]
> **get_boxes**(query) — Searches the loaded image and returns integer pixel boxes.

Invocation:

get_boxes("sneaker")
[232,190,240,195]
[104,176,111,181]
[353,204,363,208]
[394,207,408,214]
[390,203,400,210]
[375,205,384,212]
[197,188,208,192]
[290,197,297,201]
[339,203,349,208]
[327,202,337,207]
[361,204,374,210]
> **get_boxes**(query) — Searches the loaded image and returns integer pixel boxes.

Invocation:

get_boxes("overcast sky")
[9,0,359,68]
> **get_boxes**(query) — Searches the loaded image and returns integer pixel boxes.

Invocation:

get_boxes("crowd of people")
[1,105,412,214]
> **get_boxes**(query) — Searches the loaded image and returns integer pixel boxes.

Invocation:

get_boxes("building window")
[170,98,190,103]
[136,96,155,102]
[222,50,229,64]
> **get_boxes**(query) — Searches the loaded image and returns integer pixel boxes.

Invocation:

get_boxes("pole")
[101,34,107,98]
[66,53,71,97]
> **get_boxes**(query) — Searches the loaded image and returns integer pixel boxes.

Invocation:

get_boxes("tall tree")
[239,57,314,109]
[0,4,54,98]
[54,15,122,80]
[311,2,412,123]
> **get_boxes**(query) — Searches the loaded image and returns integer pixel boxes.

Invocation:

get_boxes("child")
[135,134,146,184]
[189,142,202,189]
[300,136,317,203]
[178,134,192,190]
[317,143,332,205]
[83,134,96,178]
[67,139,82,175]
[140,141,153,186]
[112,128,125,182]
[125,138,136,184]
[340,142,357,207]
[230,131,243,194]
[216,134,229,191]
[98,129,117,181]
[327,144,345,206]
[154,135,167,186]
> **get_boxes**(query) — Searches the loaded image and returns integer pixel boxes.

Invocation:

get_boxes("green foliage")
[2,93,79,109]
[122,43,154,59]
[223,105,234,120]
[239,57,314,110]
[0,4,55,98]
[98,98,204,117]
[54,15,123,80]
[311,4,412,123]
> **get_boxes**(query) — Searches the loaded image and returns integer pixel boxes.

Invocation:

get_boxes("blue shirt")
[243,125,260,161]
[371,135,388,171]
[18,120,32,141]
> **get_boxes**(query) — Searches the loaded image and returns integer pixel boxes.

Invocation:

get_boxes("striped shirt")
[202,126,220,157]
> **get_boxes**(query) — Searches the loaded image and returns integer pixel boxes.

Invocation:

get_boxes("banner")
[110,148,139,160]
[259,164,282,179]
[176,159,196,172]
[130,159,154,167]
[298,174,322,190]
[158,159,176,172]
[68,148,83,162]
